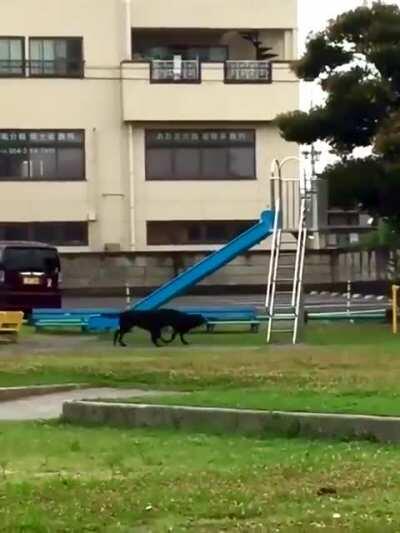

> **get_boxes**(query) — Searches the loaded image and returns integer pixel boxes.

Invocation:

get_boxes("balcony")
[148,60,273,84]
[121,61,298,122]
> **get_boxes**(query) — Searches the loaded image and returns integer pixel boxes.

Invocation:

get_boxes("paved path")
[0,388,167,421]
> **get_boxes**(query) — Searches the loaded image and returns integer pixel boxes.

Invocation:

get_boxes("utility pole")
[302,144,321,178]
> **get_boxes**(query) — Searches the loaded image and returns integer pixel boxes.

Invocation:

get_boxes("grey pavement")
[0,388,170,421]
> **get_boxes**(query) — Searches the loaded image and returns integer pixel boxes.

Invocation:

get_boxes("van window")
[3,247,60,273]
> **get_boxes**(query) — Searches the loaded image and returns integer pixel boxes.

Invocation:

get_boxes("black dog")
[113,309,206,347]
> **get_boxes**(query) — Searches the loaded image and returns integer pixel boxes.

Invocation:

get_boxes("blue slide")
[133,210,275,311]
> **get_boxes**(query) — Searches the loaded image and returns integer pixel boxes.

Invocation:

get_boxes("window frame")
[145,129,257,181]
[0,221,89,246]
[0,36,25,78]
[0,129,86,182]
[147,220,257,246]
[28,37,84,79]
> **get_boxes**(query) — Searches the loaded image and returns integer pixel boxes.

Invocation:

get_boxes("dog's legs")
[118,327,130,347]
[161,330,177,344]
[180,332,190,345]
[151,329,163,347]
[113,329,120,346]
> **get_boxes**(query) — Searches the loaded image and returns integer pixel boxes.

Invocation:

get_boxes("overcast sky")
[299,0,380,108]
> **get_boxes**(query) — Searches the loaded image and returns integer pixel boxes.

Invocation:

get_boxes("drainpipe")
[122,0,135,250]
[128,124,136,250]
[123,0,132,59]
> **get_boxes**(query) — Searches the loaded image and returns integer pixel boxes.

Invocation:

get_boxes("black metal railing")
[0,60,25,77]
[0,59,84,78]
[150,60,201,83]
[224,61,272,83]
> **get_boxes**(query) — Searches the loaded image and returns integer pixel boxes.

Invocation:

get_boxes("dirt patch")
[0,333,100,357]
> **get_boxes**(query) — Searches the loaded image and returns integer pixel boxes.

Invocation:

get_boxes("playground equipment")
[392,285,399,334]
[0,311,24,343]
[266,157,316,344]
[132,211,275,311]
[30,210,277,331]
[31,155,358,339]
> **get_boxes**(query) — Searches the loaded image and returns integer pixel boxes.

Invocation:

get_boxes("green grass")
[1,421,400,531]
[2,323,400,416]
[116,388,400,417]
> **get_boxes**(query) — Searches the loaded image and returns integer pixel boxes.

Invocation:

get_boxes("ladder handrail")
[267,228,282,343]
[265,197,280,310]
[293,223,308,344]
[291,199,307,308]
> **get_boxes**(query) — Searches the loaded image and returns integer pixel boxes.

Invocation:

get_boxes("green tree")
[277,2,400,233]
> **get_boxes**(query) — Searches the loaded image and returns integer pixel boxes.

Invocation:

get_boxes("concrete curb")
[0,384,87,402]
[62,401,400,443]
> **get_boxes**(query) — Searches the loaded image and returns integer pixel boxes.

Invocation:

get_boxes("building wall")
[130,0,298,30]
[131,124,298,251]
[0,0,299,254]
[60,249,391,292]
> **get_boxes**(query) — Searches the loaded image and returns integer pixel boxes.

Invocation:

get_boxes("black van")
[0,241,62,314]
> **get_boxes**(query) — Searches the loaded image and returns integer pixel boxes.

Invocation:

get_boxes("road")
[64,293,389,314]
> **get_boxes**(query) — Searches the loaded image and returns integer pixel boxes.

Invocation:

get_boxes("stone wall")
[60,249,394,294]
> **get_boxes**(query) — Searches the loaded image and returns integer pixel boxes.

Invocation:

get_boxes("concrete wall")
[122,63,299,122]
[130,0,298,30]
[60,249,393,292]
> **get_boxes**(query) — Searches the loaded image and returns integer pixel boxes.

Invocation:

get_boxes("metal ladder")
[266,199,307,344]
[266,158,310,344]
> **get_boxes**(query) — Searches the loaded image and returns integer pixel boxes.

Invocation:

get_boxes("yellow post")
[393,285,400,335]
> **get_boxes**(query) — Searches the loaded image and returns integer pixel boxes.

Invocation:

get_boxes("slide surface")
[133,210,275,311]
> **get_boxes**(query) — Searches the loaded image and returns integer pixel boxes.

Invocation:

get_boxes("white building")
[0,0,299,253]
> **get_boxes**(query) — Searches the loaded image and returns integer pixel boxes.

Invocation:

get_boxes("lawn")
[1,421,400,532]
[1,323,400,416]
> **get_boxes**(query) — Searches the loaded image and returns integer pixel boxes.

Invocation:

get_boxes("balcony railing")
[0,60,25,77]
[150,60,201,83]
[224,61,272,84]
[0,59,84,78]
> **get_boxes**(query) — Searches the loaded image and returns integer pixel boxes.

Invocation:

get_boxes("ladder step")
[271,329,294,333]
[275,291,293,295]
[274,278,295,282]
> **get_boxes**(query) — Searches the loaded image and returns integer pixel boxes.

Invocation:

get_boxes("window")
[146,130,256,180]
[140,44,228,62]
[0,222,88,246]
[0,130,85,180]
[328,212,360,226]
[0,38,24,77]
[3,248,60,273]
[29,38,83,77]
[147,220,256,245]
